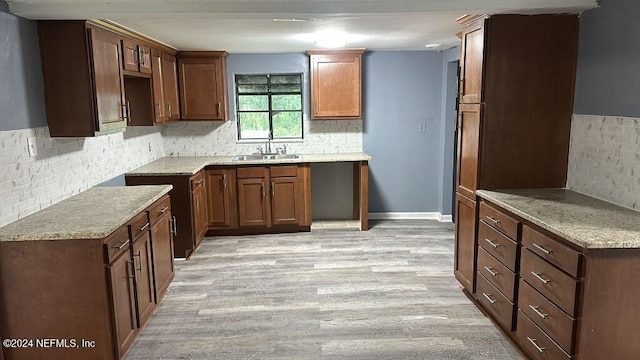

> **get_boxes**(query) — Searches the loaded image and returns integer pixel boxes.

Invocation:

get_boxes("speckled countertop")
[126,153,372,176]
[476,189,640,249]
[0,185,172,241]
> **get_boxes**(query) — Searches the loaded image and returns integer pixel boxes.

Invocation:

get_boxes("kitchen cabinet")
[270,166,303,226]
[453,14,579,295]
[122,38,152,74]
[205,168,238,230]
[307,49,364,119]
[126,171,207,258]
[148,196,175,301]
[237,167,270,227]
[129,212,155,329]
[161,52,181,122]
[38,21,128,136]
[177,51,229,121]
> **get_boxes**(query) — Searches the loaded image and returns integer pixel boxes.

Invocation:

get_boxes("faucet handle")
[255,146,263,155]
[282,144,287,154]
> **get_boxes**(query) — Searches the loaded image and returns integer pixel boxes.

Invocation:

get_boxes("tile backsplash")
[0,126,164,227]
[162,119,363,156]
[567,114,640,211]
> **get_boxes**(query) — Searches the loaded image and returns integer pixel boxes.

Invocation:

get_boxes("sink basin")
[232,154,301,161]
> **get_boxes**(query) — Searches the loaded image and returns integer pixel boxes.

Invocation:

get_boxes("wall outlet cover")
[27,137,37,157]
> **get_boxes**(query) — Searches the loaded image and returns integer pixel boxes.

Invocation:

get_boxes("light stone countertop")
[476,189,640,249]
[126,153,372,176]
[0,185,172,241]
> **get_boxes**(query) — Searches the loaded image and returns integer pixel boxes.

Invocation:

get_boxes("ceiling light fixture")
[272,18,311,22]
[425,43,441,49]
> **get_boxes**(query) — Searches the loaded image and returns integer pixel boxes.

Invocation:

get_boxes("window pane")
[273,111,303,138]
[272,95,301,111]
[236,75,268,85]
[238,95,268,111]
[238,112,269,139]
[270,84,302,93]
[238,84,268,93]
[270,75,301,85]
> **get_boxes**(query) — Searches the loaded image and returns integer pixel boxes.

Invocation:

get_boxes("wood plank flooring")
[125,220,523,359]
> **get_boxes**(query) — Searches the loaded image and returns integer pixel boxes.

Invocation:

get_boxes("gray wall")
[363,51,445,213]
[0,4,46,131]
[574,0,640,117]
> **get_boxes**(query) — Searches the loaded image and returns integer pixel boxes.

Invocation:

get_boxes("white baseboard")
[369,212,452,223]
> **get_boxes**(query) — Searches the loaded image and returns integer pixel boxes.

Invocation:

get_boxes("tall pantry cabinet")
[453,14,579,294]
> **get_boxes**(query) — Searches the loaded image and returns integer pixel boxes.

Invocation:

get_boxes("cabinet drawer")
[270,165,298,178]
[237,166,267,179]
[477,246,517,301]
[129,211,151,241]
[190,171,205,190]
[479,201,519,240]
[478,221,518,271]
[523,225,581,278]
[476,273,515,332]
[521,249,579,316]
[148,195,171,225]
[516,310,572,360]
[519,279,576,355]
[104,226,131,263]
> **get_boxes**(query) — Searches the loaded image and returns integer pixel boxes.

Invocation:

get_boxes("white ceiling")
[8,0,597,53]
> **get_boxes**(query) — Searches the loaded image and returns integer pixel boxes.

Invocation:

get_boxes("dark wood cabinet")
[237,171,270,227]
[453,193,477,294]
[162,52,181,121]
[151,49,166,123]
[38,21,128,137]
[149,196,175,302]
[192,173,209,245]
[177,51,229,121]
[130,220,155,329]
[455,104,481,200]
[205,168,238,229]
[122,38,152,74]
[307,50,364,119]
[270,166,303,226]
[109,236,138,359]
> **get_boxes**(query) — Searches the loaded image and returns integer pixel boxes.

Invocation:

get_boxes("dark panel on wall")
[574,0,640,117]
[0,6,47,130]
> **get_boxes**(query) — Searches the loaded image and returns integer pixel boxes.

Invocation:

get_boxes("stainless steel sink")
[232,154,301,161]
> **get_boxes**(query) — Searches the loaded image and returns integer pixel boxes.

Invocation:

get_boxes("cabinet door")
[151,49,166,123]
[206,169,237,229]
[270,176,301,226]
[460,22,485,104]
[109,251,137,358]
[89,27,127,132]
[308,50,363,119]
[237,178,270,227]
[132,232,155,328]
[122,39,140,72]
[192,185,208,246]
[178,56,226,120]
[151,211,175,302]
[456,103,481,200]
[454,192,477,294]
[162,52,180,121]
[138,44,152,74]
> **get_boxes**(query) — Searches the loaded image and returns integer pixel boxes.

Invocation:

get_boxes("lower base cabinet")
[453,192,477,294]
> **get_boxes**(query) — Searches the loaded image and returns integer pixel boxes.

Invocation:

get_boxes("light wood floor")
[125,220,523,359]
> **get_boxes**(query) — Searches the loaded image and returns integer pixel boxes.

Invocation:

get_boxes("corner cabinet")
[38,21,128,137]
[177,51,229,121]
[453,14,579,294]
[307,49,364,119]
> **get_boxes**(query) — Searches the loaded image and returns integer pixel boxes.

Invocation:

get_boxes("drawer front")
[522,225,581,278]
[236,166,267,179]
[270,165,298,178]
[479,201,519,240]
[129,211,150,241]
[149,195,171,225]
[190,171,205,190]
[476,272,515,332]
[478,221,518,271]
[104,226,131,263]
[477,246,517,301]
[521,249,579,316]
[519,279,576,355]
[516,310,572,360]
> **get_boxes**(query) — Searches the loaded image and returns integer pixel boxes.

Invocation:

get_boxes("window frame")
[235,73,304,141]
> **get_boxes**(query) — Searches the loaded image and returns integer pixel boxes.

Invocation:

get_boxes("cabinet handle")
[216,102,221,116]
[115,239,131,250]
[271,181,274,198]
[484,238,500,248]
[261,183,265,198]
[127,259,136,279]
[171,215,178,236]
[133,250,143,273]
[194,179,204,186]
[526,337,546,353]
[167,102,172,117]
[482,292,497,305]
[126,101,132,123]
[485,216,501,226]
[528,305,548,319]
[159,206,170,214]
[121,103,128,122]
[155,103,162,118]
[139,222,150,232]
[532,243,552,255]
[531,271,551,285]
[483,266,498,277]
[222,174,227,189]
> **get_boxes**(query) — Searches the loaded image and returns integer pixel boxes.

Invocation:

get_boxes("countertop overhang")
[477,188,640,249]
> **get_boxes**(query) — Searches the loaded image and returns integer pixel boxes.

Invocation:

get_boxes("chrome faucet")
[265,139,272,154]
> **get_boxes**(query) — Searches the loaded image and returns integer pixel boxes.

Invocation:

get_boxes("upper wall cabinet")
[122,38,152,75]
[150,49,180,124]
[177,51,229,121]
[307,49,364,120]
[38,21,128,137]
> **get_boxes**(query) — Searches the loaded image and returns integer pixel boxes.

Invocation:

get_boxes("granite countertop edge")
[476,189,640,250]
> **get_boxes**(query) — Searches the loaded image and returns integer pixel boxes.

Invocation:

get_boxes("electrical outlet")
[27,137,37,157]
[418,122,427,133]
